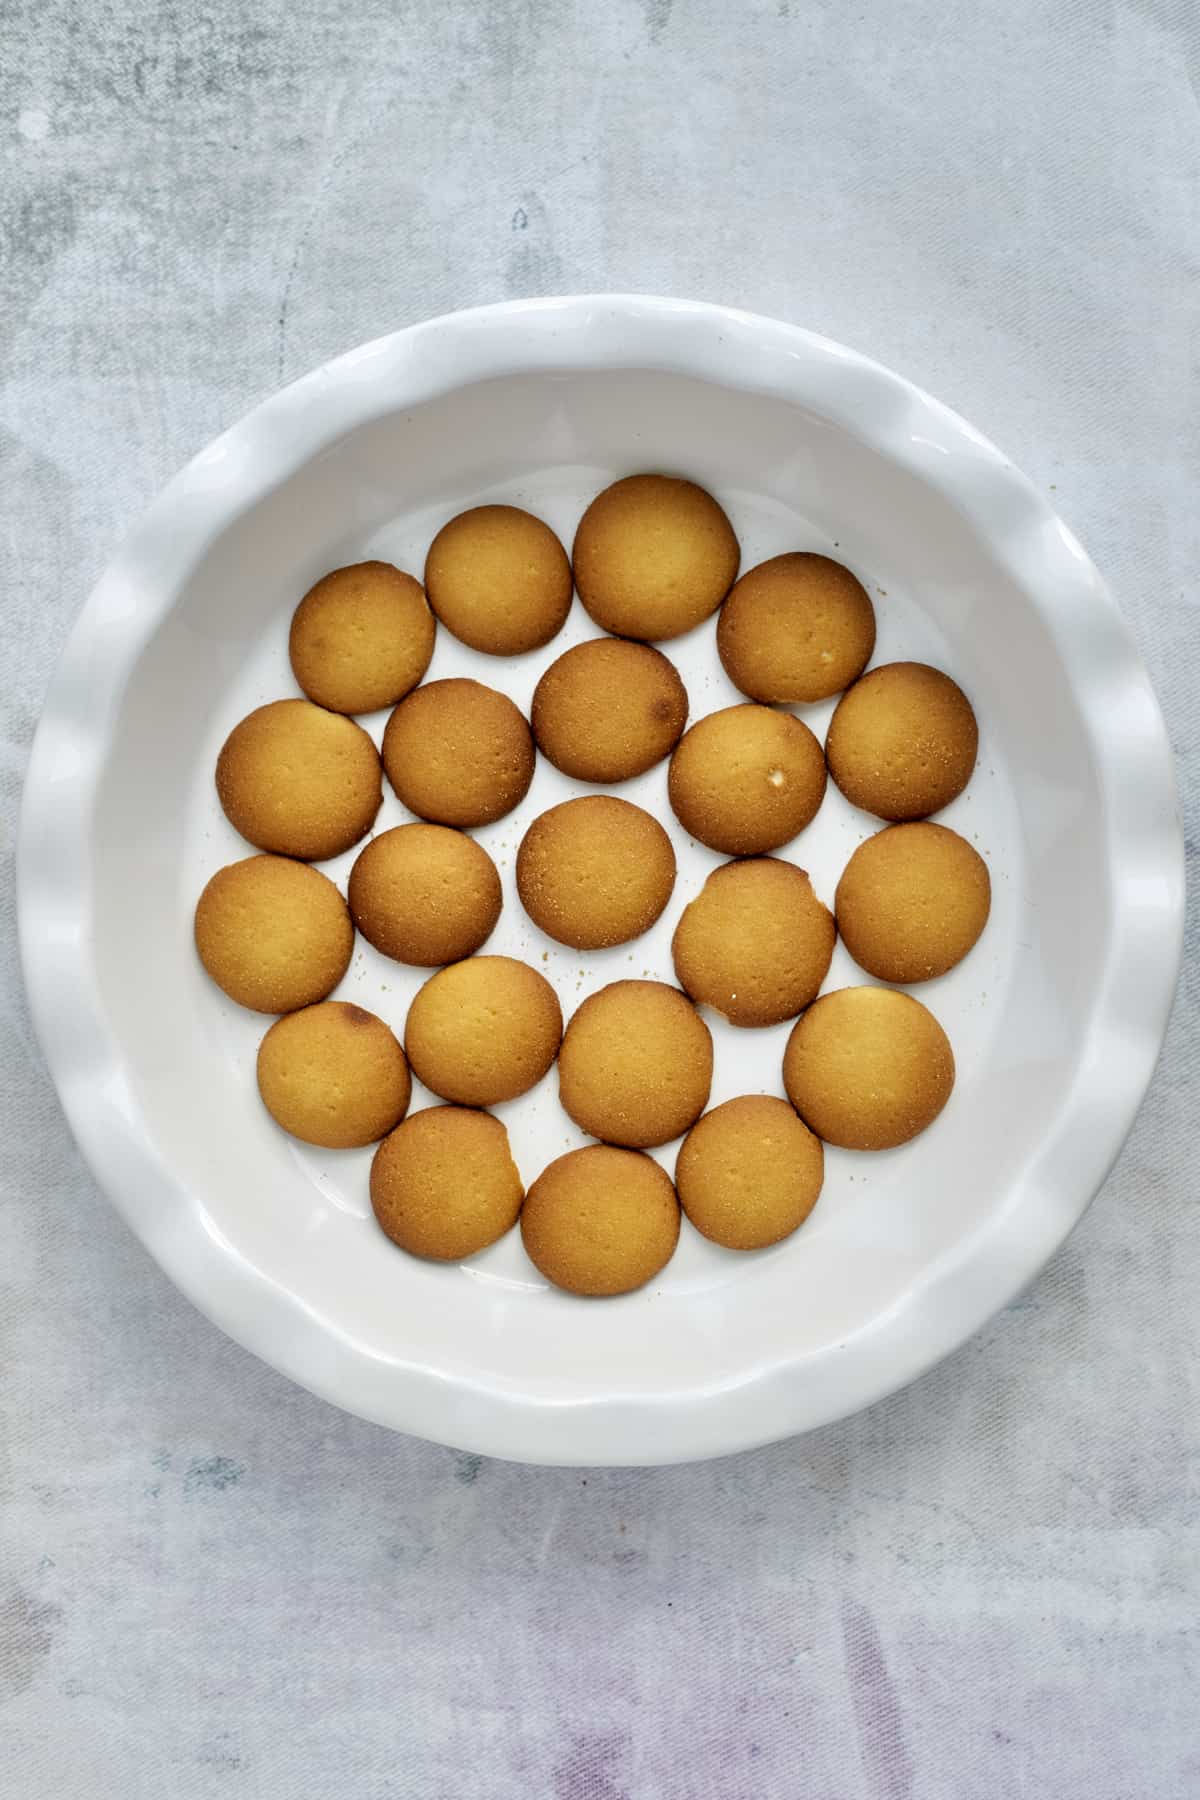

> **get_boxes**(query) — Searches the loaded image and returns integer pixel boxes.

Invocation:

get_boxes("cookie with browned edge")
[835,822,990,983]
[572,474,739,641]
[826,662,978,820]
[782,986,955,1150]
[289,560,435,714]
[668,704,826,856]
[557,979,712,1149]
[404,956,562,1107]
[424,505,572,655]
[195,854,353,1013]
[531,637,688,782]
[672,857,835,1027]
[216,699,382,861]
[382,678,535,827]
[675,1095,823,1250]
[521,1145,681,1295]
[257,1001,410,1148]
[517,796,676,950]
[371,1106,523,1261]
[717,552,875,703]
[349,824,502,966]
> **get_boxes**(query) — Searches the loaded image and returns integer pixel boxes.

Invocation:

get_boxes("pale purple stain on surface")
[553,1730,629,1800]
[841,1595,915,1800]
[0,1587,62,1700]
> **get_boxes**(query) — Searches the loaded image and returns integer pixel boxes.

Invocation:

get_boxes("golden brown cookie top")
[256,1001,410,1149]
[348,824,502,967]
[668,703,827,856]
[289,561,435,714]
[424,504,572,656]
[521,1145,681,1295]
[671,857,835,1028]
[194,853,354,1014]
[572,474,740,640]
[516,796,677,950]
[404,955,563,1107]
[531,637,688,782]
[717,552,876,704]
[675,1095,824,1250]
[826,661,978,821]
[382,678,535,827]
[782,985,955,1150]
[216,698,383,861]
[557,979,713,1149]
[371,1106,524,1262]
[835,822,991,983]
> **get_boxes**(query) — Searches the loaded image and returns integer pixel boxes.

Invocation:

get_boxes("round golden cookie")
[531,638,688,782]
[348,824,502,967]
[572,474,740,641]
[675,1095,824,1250]
[382,679,535,827]
[826,661,978,821]
[256,1001,411,1149]
[521,1146,681,1296]
[671,858,835,1028]
[557,980,713,1149]
[216,699,383,861]
[836,822,991,983]
[370,1106,523,1262]
[404,956,563,1107]
[516,797,676,950]
[668,704,827,855]
[194,854,354,1013]
[424,505,572,656]
[288,561,435,714]
[717,552,876,703]
[782,986,955,1150]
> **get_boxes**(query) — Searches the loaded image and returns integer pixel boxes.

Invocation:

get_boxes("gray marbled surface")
[2,3,1197,1795]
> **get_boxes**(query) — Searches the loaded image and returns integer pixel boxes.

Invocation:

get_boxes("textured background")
[2,3,1197,1795]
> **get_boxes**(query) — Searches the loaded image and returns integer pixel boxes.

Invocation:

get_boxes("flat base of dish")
[186,465,1022,1324]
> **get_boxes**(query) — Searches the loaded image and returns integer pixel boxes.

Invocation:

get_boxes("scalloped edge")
[18,297,1184,1465]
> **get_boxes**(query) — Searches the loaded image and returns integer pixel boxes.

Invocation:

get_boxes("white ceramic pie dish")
[19,296,1183,1465]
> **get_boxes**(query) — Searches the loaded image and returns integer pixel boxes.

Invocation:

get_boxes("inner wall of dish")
[91,368,1108,1391]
